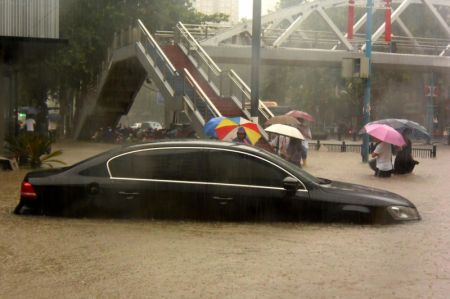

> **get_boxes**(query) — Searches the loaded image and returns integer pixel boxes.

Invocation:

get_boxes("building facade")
[0,0,60,154]
[0,0,59,38]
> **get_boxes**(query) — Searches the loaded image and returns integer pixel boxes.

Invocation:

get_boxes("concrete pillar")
[0,66,9,154]
[0,69,10,156]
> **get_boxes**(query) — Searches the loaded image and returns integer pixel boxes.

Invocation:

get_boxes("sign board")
[424,85,439,97]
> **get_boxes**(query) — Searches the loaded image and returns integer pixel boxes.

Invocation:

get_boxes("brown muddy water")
[1,141,449,298]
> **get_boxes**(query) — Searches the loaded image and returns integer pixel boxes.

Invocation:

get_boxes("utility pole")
[250,0,262,123]
[362,0,373,162]
[426,72,435,144]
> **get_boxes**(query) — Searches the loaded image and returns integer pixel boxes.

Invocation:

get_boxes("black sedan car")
[14,140,420,223]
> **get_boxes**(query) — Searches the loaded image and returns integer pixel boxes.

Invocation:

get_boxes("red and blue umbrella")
[204,116,262,145]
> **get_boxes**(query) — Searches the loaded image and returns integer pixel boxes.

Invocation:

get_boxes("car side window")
[79,163,109,177]
[205,149,287,187]
[108,148,206,181]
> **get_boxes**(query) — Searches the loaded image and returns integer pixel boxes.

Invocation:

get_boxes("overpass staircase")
[75,20,273,149]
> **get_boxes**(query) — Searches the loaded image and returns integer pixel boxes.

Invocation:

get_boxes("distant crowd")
[90,124,197,144]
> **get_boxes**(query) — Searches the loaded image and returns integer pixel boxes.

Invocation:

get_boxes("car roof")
[122,139,265,155]
[61,139,320,190]
[71,139,267,171]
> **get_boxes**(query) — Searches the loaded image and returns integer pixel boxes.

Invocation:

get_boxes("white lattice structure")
[200,0,449,57]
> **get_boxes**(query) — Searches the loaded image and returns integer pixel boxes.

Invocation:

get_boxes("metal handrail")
[137,19,177,74]
[175,22,273,125]
[183,68,222,118]
[176,22,221,75]
[258,99,275,120]
[228,70,274,120]
[228,69,250,110]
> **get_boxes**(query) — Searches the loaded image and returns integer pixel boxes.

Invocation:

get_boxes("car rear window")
[79,164,109,177]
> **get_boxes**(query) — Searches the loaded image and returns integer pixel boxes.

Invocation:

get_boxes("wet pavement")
[1,140,449,298]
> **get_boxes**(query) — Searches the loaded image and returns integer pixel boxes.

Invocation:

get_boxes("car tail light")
[21,181,37,199]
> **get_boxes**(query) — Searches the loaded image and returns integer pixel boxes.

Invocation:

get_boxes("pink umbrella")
[285,110,315,122]
[363,124,406,147]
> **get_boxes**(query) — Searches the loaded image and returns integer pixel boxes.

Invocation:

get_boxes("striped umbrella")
[204,116,262,145]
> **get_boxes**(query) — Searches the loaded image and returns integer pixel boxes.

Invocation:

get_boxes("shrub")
[5,133,66,169]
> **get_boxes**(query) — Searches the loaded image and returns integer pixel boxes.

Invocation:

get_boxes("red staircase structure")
[162,45,245,117]
[162,44,273,152]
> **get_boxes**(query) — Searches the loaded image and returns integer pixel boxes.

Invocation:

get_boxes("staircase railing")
[183,68,222,125]
[228,69,273,122]
[137,20,222,126]
[137,19,179,88]
[175,22,274,125]
[176,22,223,96]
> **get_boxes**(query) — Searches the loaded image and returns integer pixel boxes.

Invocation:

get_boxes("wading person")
[370,139,393,177]
[286,138,304,168]
[393,129,419,174]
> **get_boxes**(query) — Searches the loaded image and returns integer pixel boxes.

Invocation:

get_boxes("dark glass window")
[108,148,206,181]
[79,163,109,177]
[205,150,287,187]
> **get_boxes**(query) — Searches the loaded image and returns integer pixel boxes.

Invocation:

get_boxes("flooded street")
[1,141,449,298]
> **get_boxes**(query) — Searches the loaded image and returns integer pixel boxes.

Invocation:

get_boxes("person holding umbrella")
[297,119,311,166]
[204,116,262,145]
[363,124,406,178]
[393,129,419,174]
[371,139,393,177]
[265,124,305,167]
[285,110,314,166]
[286,137,304,167]
[232,127,250,144]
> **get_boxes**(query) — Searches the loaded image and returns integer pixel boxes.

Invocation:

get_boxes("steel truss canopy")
[199,0,450,57]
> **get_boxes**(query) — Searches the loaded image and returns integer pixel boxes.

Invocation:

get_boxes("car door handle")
[213,196,233,201]
[118,192,140,195]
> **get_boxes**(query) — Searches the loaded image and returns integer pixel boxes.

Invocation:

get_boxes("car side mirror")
[283,177,300,192]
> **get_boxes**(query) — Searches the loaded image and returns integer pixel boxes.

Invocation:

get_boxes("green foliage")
[5,133,66,169]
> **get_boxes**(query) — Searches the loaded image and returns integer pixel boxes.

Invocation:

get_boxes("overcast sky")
[239,0,279,19]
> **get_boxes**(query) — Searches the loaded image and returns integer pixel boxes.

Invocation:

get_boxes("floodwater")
[1,141,449,298]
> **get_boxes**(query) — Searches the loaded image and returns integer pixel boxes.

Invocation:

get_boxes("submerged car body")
[14,140,420,223]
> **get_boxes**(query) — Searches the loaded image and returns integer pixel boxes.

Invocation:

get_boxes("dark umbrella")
[359,118,430,140]
[264,115,300,127]
[297,125,312,139]
[285,110,315,122]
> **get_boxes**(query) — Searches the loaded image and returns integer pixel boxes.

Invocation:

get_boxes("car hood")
[310,180,415,208]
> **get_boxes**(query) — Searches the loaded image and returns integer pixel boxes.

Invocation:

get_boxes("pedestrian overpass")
[192,0,449,70]
[74,0,450,144]
[74,20,274,149]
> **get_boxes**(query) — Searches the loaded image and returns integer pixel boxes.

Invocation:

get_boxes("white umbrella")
[265,124,304,140]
